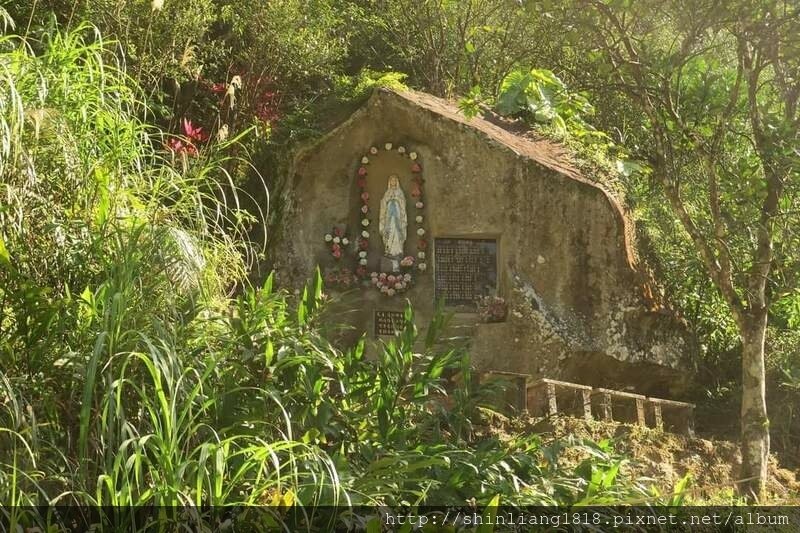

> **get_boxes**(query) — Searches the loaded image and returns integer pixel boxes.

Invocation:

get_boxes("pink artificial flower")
[358,166,368,176]
[411,163,422,173]
[357,178,367,188]
[360,192,369,202]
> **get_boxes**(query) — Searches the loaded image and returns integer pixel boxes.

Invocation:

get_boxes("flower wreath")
[357,143,428,296]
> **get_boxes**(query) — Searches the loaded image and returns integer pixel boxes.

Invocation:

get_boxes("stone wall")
[275,88,694,396]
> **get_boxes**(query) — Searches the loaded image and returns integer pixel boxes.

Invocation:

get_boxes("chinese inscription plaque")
[434,238,498,306]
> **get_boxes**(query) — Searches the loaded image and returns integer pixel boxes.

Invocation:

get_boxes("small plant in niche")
[477,296,508,323]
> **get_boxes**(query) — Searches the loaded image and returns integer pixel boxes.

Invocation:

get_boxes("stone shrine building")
[275,88,693,396]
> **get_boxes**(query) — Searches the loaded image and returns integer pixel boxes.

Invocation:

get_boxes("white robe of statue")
[379,175,407,258]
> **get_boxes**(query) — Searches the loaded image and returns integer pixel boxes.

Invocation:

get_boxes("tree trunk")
[739,312,770,501]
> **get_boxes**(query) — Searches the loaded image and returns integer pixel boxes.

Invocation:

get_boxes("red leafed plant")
[166,118,208,157]
[182,118,208,142]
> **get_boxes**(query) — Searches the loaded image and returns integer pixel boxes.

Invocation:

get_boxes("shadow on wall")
[560,351,692,398]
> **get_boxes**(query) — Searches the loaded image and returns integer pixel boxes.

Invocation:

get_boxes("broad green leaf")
[0,235,9,265]
[497,70,531,115]
[477,494,500,533]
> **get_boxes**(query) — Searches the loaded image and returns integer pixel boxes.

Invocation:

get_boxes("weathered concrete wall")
[275,88,693,396]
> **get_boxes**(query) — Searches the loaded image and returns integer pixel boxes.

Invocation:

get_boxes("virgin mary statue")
[379,174,407,258]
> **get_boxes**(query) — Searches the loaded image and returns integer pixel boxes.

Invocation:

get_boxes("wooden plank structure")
[528,378,592,421]
[521,378,695,436]
[591,388,647,426]
[647,397,696,437]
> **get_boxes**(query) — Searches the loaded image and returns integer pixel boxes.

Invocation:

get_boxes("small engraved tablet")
[374,310,406,336]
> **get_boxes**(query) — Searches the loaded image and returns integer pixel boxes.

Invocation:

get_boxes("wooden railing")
[480,374,695,436]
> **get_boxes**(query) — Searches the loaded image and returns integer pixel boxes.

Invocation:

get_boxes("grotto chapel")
[274,88,694,396]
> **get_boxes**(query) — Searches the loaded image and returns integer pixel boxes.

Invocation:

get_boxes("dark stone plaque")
[434,238,498,306]
[374,310,405,336]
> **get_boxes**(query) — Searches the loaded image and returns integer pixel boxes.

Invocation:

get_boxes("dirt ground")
[494,414,800,504]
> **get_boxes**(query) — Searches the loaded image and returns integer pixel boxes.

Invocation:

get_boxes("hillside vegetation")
[1,1,799,525]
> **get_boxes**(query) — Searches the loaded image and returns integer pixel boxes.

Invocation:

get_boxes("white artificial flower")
[342,238,349,245]
[404,273,412,281]
[362,230,369,238]
[415,215,423,223]
[409,152,418,160]
[361,156,369,164]
[417,228,425,236]
[384,142,393,150]
[359,258,368,265]
[415,201,424,209]
[362,219,370,227]
[370,146,378,154]
[333,236,341,244]
[418,263,427,271]
[361,205,369,214]
[217,124,229,142]
[417,252,425,259]
[324,234,333,242]
[398,146,406,154]
[387,288,396,296]
[151,0,164,11]
[359,251,367,258]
